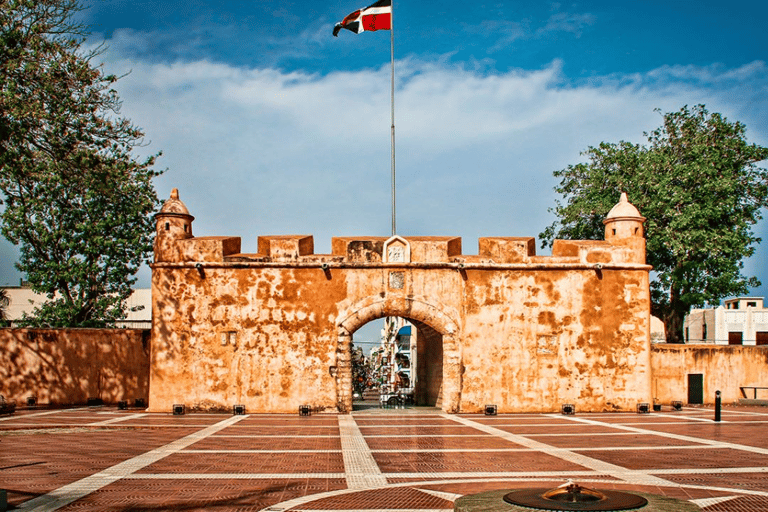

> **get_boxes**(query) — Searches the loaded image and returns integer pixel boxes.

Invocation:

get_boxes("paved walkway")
[2,404,768,511]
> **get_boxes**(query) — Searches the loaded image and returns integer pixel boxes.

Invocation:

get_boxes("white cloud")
[2,45,766,300]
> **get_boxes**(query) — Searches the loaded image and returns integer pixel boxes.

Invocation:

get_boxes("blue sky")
[2,1,767,343]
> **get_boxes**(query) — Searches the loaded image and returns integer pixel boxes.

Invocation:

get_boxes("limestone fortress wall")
[149,189,653,413]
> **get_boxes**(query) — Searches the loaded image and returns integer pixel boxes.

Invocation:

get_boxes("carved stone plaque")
[389,271,405,289]
[388,245,404,262]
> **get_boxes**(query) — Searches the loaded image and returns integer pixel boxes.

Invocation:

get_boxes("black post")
[714,390,722,422]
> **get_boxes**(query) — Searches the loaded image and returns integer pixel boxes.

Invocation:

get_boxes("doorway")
[688,373,704,404]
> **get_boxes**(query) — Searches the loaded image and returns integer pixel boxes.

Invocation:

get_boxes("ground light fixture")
[672,401,683,411]
[637,402,650,414]
[134,398,147,408]
[118,400,128,410]
[484,404,497,415]
[299,405,312,416]
[233,404,246,415]
[561,404,575,415]
[26,396,36,407]
[173,404,185,415]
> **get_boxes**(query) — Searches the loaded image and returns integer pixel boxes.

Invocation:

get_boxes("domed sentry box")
[454,483,702,512]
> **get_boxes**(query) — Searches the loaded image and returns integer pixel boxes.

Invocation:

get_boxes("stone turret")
[604,192,646,263]
[154,188,194,262]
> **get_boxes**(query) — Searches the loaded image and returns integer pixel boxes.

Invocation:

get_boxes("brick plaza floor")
[2,404,768,511]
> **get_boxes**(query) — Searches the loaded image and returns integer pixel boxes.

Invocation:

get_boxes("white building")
[684,297,768,345]
[0,284,151,329]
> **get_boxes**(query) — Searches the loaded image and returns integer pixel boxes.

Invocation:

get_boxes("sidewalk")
[2,404,768,511]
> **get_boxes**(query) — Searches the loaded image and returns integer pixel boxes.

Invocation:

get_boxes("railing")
[740,387,768,399]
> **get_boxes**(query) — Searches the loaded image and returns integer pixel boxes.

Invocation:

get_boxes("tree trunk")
[662,286,689,344]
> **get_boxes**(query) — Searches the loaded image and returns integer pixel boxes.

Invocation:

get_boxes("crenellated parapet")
[153,189,647,268]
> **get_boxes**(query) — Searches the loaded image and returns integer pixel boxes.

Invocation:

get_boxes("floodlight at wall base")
[26,396,36,407]
[637,402,650,414]
[135,398,147,408]
[299,405,312,416]
[561,404,575,415]
[118,400,128,410]
[484,404,497,415]
[233,404,246,415]
[87,397,103,406]
[672,401,683,411]
[173,404,185,415]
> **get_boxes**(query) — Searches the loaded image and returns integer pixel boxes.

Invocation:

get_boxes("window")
[220,331,237,346]
[685,327,689,342]
[728,332,743,345]
[747,301,757,308]
[165,222,170,231]
[756,332,768,346]
[702,323,707,341]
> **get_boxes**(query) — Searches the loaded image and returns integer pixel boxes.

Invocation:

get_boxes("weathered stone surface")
[0,328,150,405]
[651,343,768,404]
[150,189,654,414]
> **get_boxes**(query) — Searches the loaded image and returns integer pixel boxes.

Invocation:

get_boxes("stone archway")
[336,296,462,413]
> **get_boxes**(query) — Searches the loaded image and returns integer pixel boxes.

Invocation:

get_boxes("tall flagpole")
[390,0,396,236]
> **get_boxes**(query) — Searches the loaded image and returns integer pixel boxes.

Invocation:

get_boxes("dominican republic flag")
[333,0,392,37]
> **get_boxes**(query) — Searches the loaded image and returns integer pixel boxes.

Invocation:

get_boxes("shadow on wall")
[0,328,150,405]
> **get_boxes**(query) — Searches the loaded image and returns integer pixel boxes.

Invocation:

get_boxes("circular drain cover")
[503,483,649,511]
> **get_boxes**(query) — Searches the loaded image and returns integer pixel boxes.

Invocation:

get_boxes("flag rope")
[390,0,396,236]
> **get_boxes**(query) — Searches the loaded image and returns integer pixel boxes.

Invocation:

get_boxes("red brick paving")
[3,405,768,511]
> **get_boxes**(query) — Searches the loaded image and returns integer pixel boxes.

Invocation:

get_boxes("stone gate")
[150,189,652,413]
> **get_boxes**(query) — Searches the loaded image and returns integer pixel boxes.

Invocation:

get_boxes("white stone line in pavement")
[558,414,768,456]
[88,413,148,426]
[211,435,339,438]
[338,414,388,489]
[362,434,491,438]
[127,465,768,480]
[16,414,247,512]
[650,466,768,475]
[650,413,722,423]
[417,489,463,502]
[691,496,741,507]
[182,449,342,454]
[524,431,642,437]
[444,414,672,487]
[127,473,347,479]
[0,409,74,422]
[369,445,731,453]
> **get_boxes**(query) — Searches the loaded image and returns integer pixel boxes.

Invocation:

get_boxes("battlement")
[153,190,647,266]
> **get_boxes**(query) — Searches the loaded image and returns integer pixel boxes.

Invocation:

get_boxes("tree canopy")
[0,0,162,327]
[540,105,768,343]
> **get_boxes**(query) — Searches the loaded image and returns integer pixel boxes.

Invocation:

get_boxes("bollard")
[714,390,721,422]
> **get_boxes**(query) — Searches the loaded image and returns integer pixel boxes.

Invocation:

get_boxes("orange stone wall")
[651,344,768,404]
[150,191,654,414]
[0,328,150,405]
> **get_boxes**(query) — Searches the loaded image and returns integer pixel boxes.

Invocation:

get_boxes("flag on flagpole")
[333,0,392,36]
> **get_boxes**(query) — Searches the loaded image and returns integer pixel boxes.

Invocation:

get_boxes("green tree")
[541,105,768,344]
[0,0,162,327]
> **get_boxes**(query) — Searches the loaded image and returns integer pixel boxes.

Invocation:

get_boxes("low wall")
[651,344,768,404]
[0,328,151,406]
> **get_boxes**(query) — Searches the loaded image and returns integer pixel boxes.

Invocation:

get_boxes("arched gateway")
[150,190,652,413]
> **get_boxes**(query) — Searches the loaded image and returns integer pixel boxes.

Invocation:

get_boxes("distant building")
[684,297,768,345]
[0,283,151,329]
